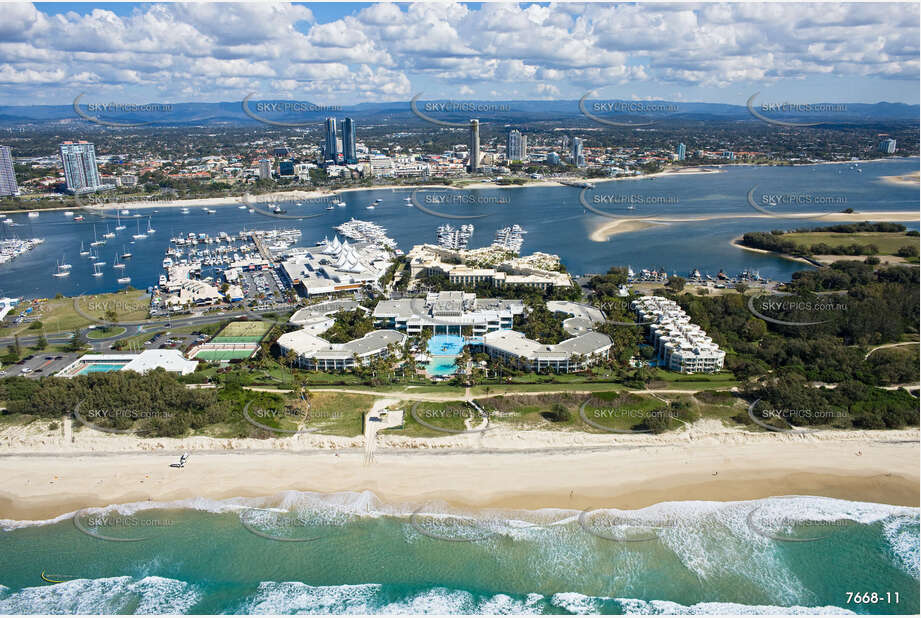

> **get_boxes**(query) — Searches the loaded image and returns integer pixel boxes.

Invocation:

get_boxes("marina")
[437,224,474,250]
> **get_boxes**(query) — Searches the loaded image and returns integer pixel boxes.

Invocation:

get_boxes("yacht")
[159,274,167,286]
[73,214,85,221]
[52,261,69,278]
[120,209,130,215]
[366,204,375,210]
[102,225,115,239]
[404,197,412,206]
[121,245,133,259]
[273,205,287,214]
[163,257,174,268]
[146,217,156,234]
[114,212,126,231]
[238,205,247,209]
[374,198,382,203]
[92,263,103,277]
[337,200,346,207]
[79,242,90,257]
[93,258,106,267]
[58,254,72,270]
[64,210,74,216]
[117,276,131,285]
[326,205,335,210]
[27,211,39,218]
[90,225,106,247]
[113,253,126,269]
[180,208,190,214]
[132,219,147,240]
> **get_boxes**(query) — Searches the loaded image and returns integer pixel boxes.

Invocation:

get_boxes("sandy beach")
[590,210,921,242]
[1,420,917,522]
[880,170,920,187]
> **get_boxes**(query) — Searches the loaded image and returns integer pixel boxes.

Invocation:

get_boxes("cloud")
[0,2,915,103]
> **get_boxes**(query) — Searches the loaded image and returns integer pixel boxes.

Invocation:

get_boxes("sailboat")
[117,276,131,284]
[121,245,133,259]
[90,225,105,247]
[146,217,156,234]
[113,253,126,269]
[102,224,115,239]
[79,242,90,257]
[92,263,103,277]
[132,218,147,240]
[59,255,72,270]
[52,260,70,277]
[114,211,126,231]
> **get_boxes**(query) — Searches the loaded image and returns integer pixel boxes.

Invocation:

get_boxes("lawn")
[782,231,919,256]
[75,290,151,323]
[306,391,376,436]
[85,326,127,339]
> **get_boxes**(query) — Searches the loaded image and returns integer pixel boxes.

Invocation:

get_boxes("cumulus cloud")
[0,1,915,103]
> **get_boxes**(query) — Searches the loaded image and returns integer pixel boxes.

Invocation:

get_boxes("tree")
[68,329,86,352]
[666,276,686,292]
[36,331,48,350]
[545,403,570,422]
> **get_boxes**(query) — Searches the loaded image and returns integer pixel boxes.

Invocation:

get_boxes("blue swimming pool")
[77,363,127,375]
[426,335,465,376]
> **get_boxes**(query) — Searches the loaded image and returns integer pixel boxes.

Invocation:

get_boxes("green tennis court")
[192,349,255,360]
[212,335,264,343]
[212,321,272,343]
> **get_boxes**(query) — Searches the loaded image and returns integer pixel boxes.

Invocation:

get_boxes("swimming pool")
[425,335,466,376]
[77,363,127,375]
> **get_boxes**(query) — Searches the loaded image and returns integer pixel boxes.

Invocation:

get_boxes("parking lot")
[0,352,81,379]
[240,269,286,303]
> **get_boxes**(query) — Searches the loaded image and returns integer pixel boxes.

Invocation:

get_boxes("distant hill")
[0,98,916,128]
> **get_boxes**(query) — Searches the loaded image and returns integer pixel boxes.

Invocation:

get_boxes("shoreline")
[729,236,819,266]
[591,210,921,242]
[1,427,917,522]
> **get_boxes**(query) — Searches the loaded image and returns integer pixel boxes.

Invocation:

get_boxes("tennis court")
[192,349,255,360]
[212,321,272,343]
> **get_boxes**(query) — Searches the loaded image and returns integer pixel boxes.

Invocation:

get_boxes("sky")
[0,2,918,106]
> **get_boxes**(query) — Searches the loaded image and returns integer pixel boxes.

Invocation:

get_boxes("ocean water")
[0,492,917,614]
[0,158,917,299]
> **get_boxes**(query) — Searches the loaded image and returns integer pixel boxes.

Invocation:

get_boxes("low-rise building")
[277,329,405,371]
[631,296,725,373]
[56,350,198,378]
[373,291,524,335]
[278,235,392,297]
[478,329,612,373]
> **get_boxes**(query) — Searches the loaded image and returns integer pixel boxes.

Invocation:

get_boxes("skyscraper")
[59,141,103,193]
[258,159,273,179]
[468,119,480,173]
[0,145,18,197]
[507,129,524,162]
[878,138,896,154]
[342,118,357,165]
[324,117,339,162]
[571,137,585,168]
[677,143,686,161]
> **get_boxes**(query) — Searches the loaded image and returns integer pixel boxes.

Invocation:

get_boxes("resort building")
[56,350,198,378]
[631,296,725,373]
[278,235,393,297]
[372,291,524,335]
[478,330,612,373]
[406,244,572,291]
[276,329,406,371]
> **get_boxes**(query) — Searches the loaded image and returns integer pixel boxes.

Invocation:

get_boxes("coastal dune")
[1,424,917,522]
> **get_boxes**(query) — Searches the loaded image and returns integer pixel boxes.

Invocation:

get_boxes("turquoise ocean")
[0,492,917,614]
